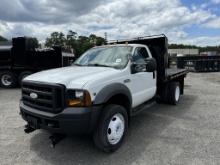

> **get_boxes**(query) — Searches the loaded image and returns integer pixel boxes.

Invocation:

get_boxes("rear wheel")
[167,82,180,105]
[0,71,17,88]
[93,104,128,152]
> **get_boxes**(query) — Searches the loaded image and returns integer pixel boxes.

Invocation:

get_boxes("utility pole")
[104,32,108,43]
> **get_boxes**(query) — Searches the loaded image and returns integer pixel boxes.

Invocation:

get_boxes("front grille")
[22,81,65,113]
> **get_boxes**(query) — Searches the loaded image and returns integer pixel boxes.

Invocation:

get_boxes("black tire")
[157,85,169,104]
[166,82,180,105]
[18,71,32,86]
[93,104,128,153]
[0,71,17,88]
[156,96,164,104]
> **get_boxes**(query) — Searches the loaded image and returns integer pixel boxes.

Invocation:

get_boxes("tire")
[157,85,169,104]
[18,71,32,86]
[166,82,180,105]
[0,71,17,88]
[93,104,128,153]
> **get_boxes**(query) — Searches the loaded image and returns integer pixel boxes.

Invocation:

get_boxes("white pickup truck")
[20,35,188,152]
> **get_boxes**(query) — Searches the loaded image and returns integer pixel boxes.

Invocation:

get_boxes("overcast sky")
[0,0,220,46]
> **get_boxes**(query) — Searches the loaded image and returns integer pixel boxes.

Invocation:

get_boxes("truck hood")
[24,66,118,89]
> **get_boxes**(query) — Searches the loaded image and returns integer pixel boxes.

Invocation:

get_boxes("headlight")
[66,90,92,107]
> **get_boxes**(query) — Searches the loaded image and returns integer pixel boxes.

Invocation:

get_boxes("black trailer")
[177,55,220,72]
[0,37,74,88]
[109,34,188,101]
[0,46,12,68]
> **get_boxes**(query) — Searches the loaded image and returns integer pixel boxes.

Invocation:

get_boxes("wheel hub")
[175,86,180,102]
[1,74,12,86]
[107,113,125,145]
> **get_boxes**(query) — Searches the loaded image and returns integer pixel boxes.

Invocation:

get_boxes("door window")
[133,47,149,63]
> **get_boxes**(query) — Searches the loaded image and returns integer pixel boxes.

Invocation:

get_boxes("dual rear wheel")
[167,82,181,105]
[0,71,17,88]
[158,82,181,105]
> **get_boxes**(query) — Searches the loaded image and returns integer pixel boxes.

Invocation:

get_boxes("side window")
[133,47,149,63]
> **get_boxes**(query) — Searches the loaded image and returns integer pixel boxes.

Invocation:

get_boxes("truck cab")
[73,44,157,108]
[20,35,188,152]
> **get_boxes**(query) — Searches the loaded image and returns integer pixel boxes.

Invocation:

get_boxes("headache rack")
[108,34,169,82]
[21,81,65,113]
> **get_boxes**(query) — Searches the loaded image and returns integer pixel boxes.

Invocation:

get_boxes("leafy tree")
[74,34,105,56]
[76,36,92,55]
[0,35,8,42]
[45,31,106,57]
[67,30,77,40]
[45,32,66,47]
[66,30,78,53]
[28,37,39,48]
[94,36,106,46]
[89,34,97,44]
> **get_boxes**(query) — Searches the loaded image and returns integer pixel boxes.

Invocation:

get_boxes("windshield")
[73,46,133,69]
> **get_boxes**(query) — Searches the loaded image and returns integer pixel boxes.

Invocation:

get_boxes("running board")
[131,98,156,116]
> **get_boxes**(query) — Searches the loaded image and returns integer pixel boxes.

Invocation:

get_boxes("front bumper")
[20,101,102,134]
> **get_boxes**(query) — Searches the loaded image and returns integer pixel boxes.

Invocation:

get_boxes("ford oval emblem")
[30,92,38,99]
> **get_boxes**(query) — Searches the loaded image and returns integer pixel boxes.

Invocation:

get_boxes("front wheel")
[93,104,128,152]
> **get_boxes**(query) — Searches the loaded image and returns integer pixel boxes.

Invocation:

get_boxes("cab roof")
[93,44,146,49]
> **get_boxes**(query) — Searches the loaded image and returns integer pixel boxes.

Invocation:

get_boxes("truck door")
[130,47,156,107]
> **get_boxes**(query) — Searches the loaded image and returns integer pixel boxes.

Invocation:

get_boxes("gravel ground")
[0,72,220,165]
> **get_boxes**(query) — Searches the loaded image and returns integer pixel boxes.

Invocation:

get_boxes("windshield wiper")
[73,63,83,66]
[87,63,112,68]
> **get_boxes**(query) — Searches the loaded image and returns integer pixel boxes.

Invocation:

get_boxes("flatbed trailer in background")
[177,55,220,72]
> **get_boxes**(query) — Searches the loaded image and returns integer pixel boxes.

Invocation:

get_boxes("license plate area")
[27,115,40,129]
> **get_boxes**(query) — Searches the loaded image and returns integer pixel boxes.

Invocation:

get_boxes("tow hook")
[49,134,66,148]
[24,124,36,133]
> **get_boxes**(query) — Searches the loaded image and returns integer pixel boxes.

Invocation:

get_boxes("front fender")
[93,83,132,107]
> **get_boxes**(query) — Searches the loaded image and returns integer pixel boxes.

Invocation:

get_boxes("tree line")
[0,35,8,42]
[45,31,106,57]
[169,44,220,53]
[1,34,220,55]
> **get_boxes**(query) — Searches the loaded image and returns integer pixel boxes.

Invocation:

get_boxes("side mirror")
[145,58,157,72]
[132,63,146,73]
[130,58,157,74]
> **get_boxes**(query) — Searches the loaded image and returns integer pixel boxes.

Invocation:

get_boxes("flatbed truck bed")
[109,34,188,96]
[166,68,188,81]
